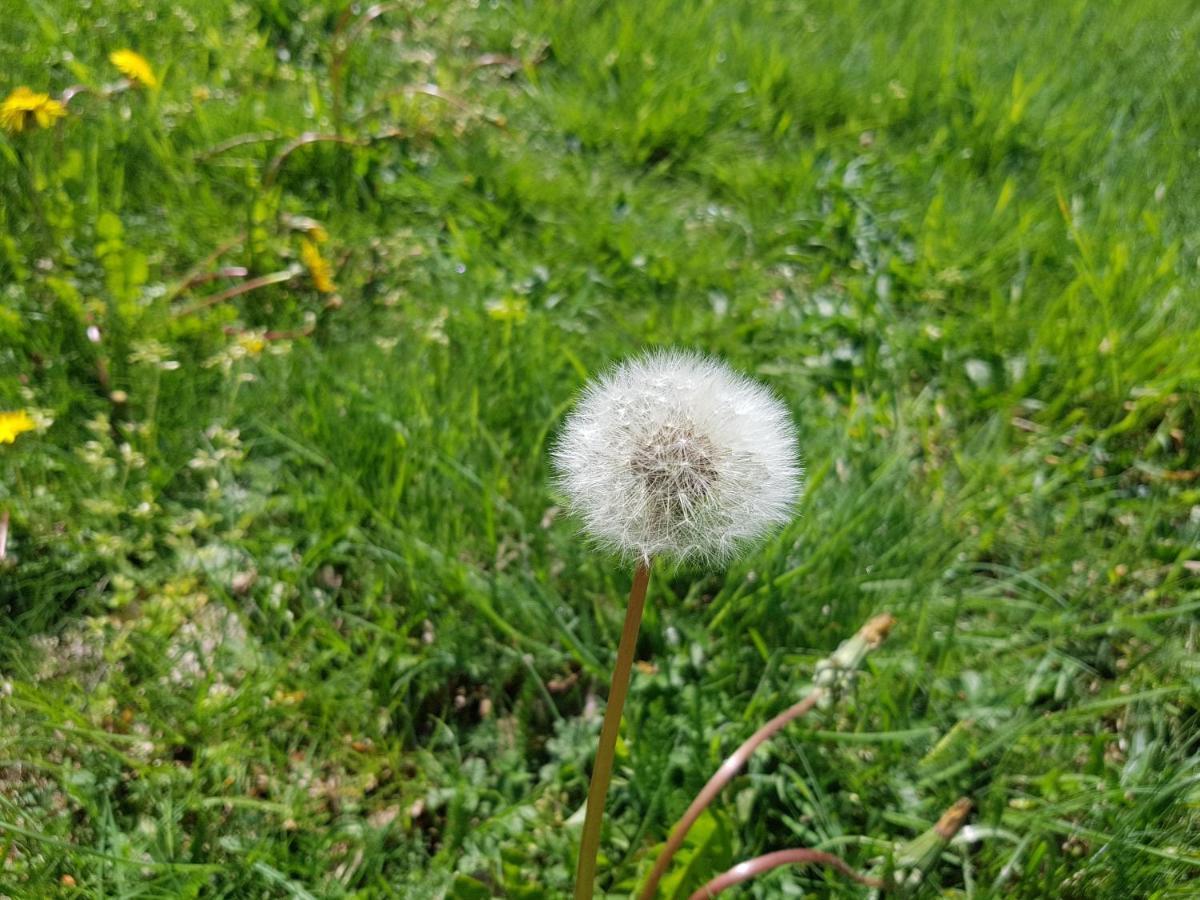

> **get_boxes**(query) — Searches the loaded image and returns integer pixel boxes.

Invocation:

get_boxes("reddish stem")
[638,690,823,899]
[173,269,299,318]
[574,561,652,900]
[194,132,281,162]
[687,848,884,899]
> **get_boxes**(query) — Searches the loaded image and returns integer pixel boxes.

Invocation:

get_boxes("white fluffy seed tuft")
[552,349,803,565]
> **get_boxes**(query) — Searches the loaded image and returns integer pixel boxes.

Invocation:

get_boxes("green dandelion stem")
[574,560,652,900]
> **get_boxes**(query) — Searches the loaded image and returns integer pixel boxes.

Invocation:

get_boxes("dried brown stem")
[264,132,365,185]
[263,129,408,186]
[165,233,247,301]
[171,267,248,296]
[172,269,299,318]
[194,132,282,162]
[471,53,524,70]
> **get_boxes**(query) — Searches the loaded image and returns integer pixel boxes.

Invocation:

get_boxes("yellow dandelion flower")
[0,410,36,444]
[300,239,336,293]
[236,332,266,357]
[110,50,159,89]
[0,87,67,134]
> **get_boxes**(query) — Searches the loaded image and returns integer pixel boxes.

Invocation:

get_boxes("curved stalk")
[640,690,824,899]
[641,613,895,899]
[687,848,884,898]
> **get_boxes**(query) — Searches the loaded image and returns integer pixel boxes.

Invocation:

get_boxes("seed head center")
[629,424,718,512]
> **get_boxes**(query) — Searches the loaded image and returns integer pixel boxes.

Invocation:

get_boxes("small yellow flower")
[110,49,159,89]
[236,332,266,357]
[300,239,336,293]
[0,410,36,444]
[485,296,529,324]
[0,87,66,134]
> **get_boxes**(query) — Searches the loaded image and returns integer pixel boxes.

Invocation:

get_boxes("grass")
[1,0,1199,896]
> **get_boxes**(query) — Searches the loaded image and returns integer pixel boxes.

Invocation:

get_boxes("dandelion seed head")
[553,349,802,565]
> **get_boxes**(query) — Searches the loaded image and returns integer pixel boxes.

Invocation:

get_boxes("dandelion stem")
[172,269,299,318]
[574,560,651,900]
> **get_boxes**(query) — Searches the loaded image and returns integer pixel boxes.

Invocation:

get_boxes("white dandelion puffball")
[553,350,803,565]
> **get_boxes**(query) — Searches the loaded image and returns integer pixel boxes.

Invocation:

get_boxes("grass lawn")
[2,0,1199,896]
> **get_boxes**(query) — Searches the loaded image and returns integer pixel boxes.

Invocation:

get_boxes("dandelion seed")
[0,87,66,133]
[300,239,336,293]
[0,411,36,444]
[553,349,802,565]
[110,50,159,89]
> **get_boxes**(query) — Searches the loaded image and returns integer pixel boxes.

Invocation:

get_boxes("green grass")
[2,0,1199,896]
